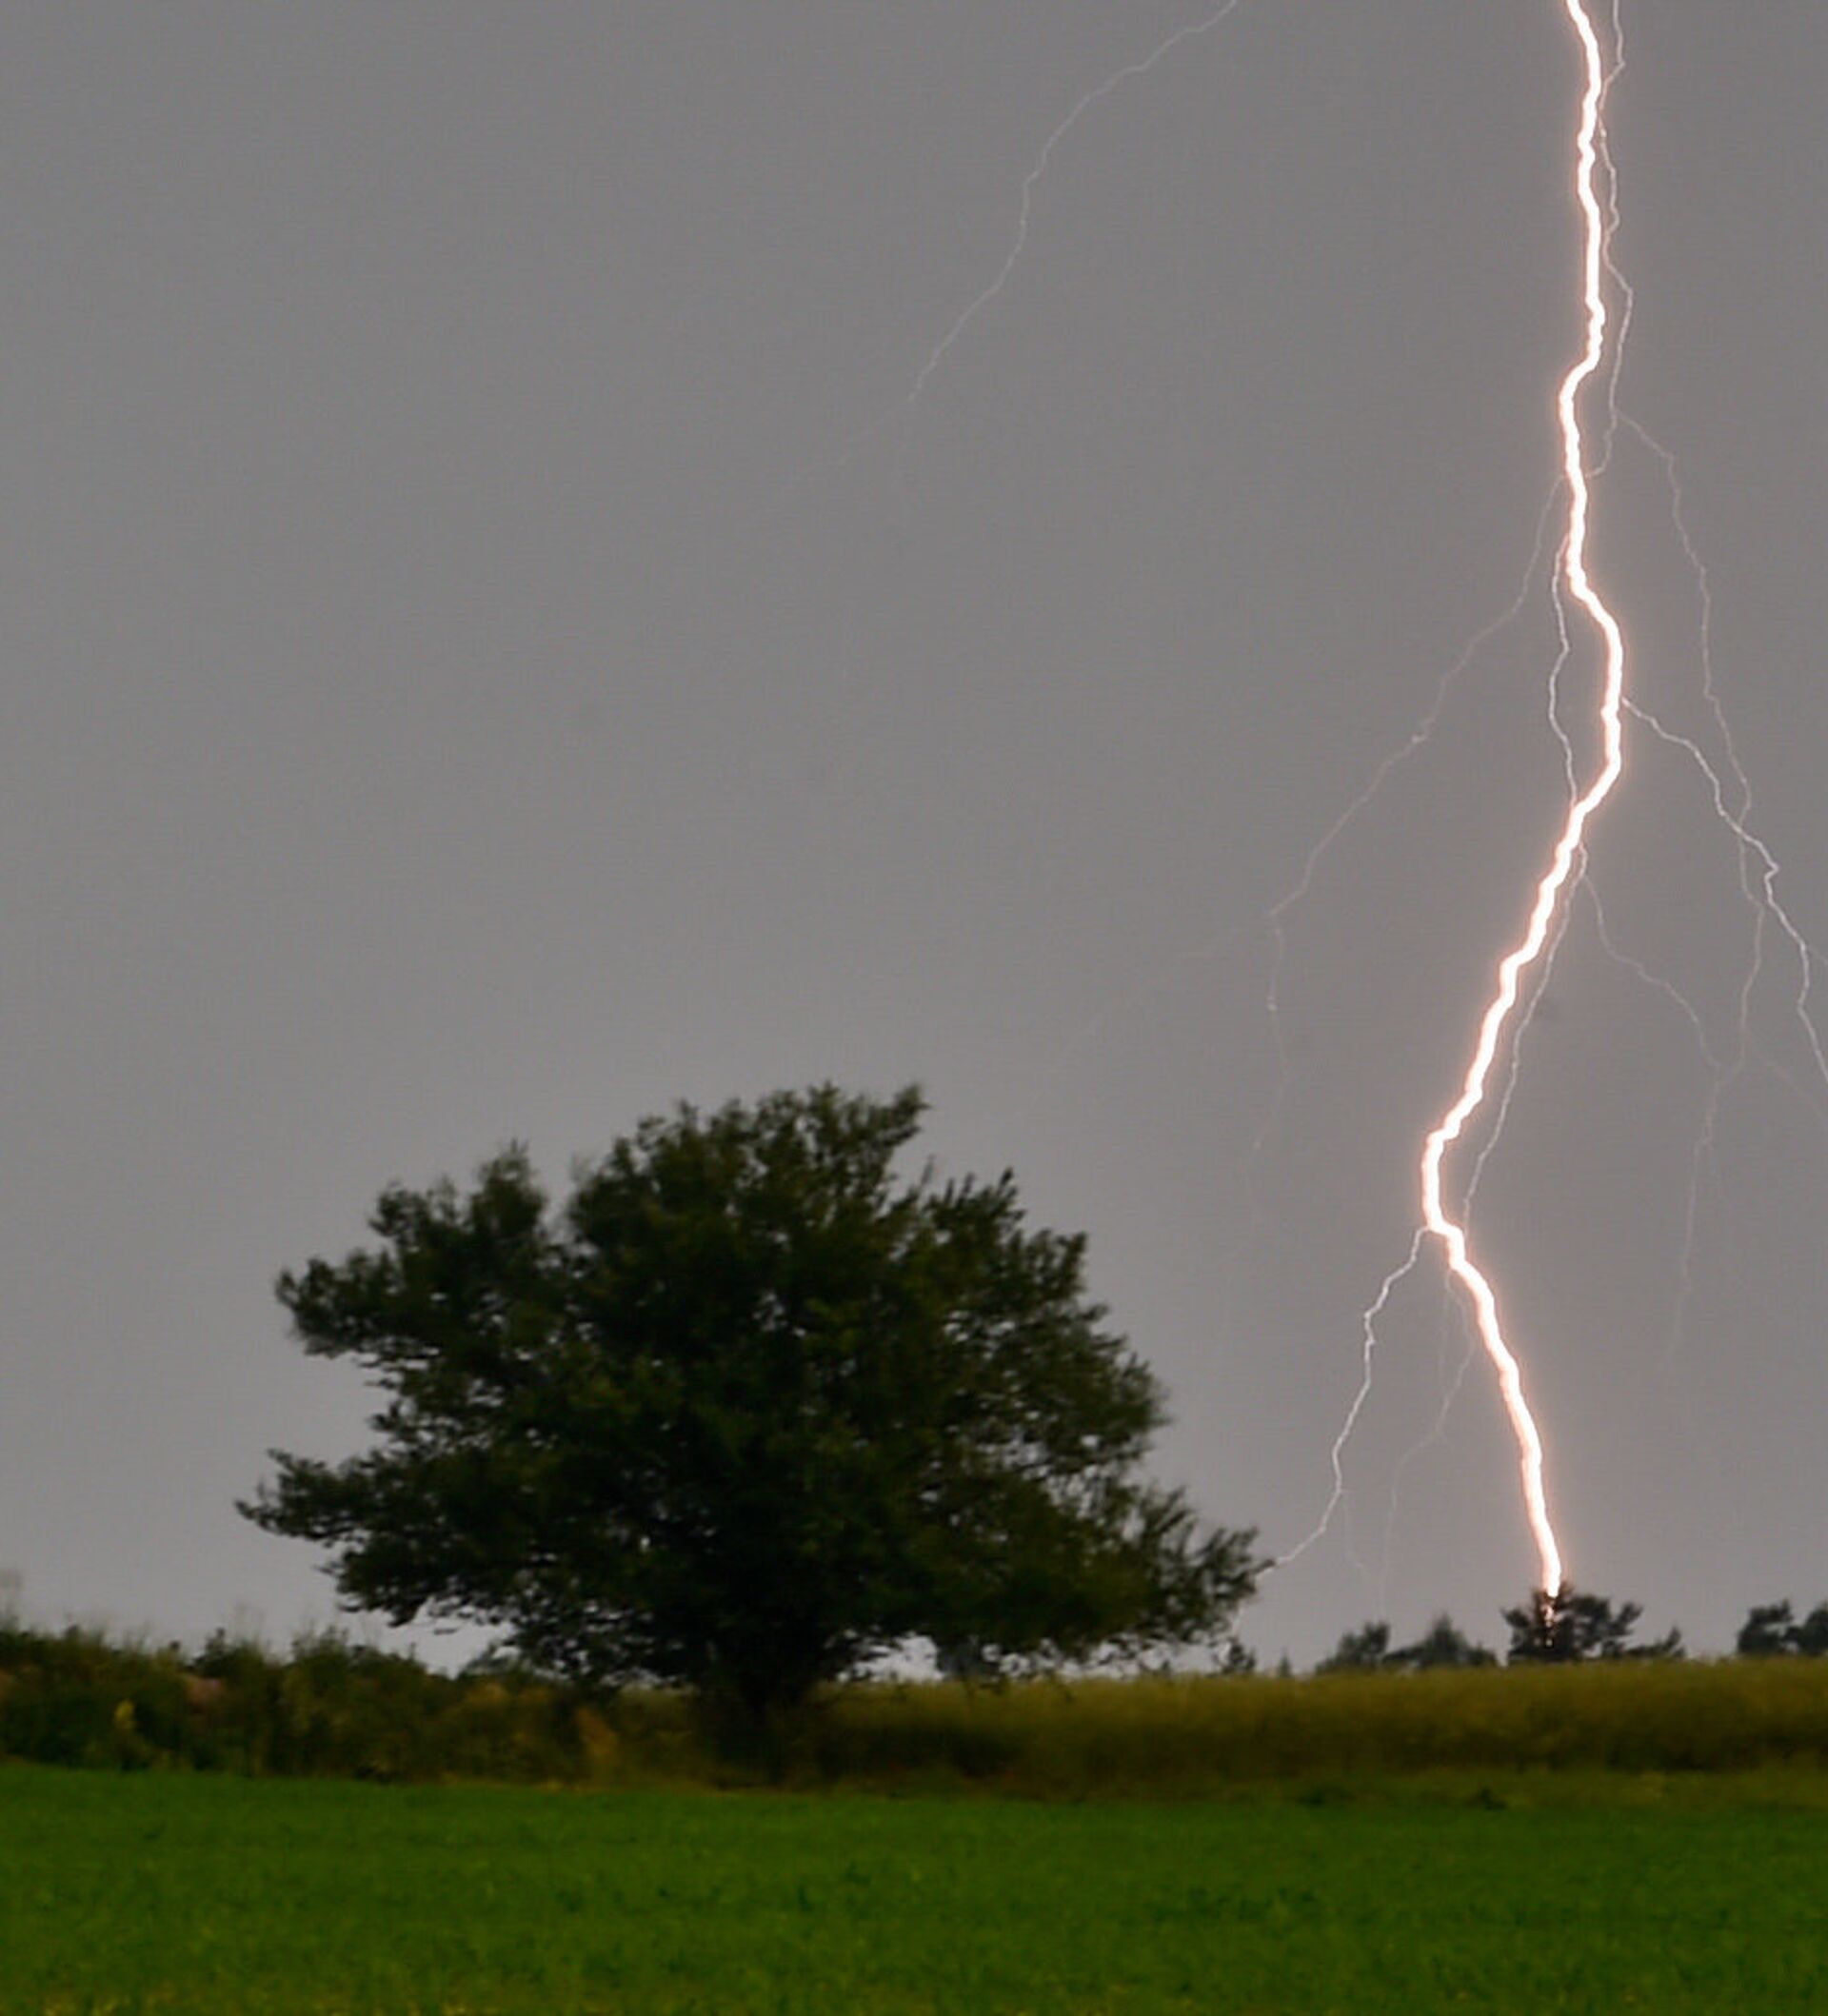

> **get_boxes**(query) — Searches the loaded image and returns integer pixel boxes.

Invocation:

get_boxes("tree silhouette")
[1503,1585,1683,1664]
[1736,1600,1828,1657]
[1316,1614,1494,1673]
[245,1085,1261,1727]
[1394,1613,1497,1670]
[1315,1621,1392,1672]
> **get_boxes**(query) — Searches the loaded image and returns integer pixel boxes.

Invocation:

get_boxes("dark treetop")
[246,1085,1259,1716]
[1502,1586,1684,1665]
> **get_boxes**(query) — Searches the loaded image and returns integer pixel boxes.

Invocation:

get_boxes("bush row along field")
[10,1624,1828,1790]
[5,1767,1828,2014]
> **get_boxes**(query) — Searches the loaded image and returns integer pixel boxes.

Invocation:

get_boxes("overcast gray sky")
[3,2,1825,1667]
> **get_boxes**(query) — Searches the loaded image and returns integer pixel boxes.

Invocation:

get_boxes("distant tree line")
[1316,1614,1497,1672]
[1313,1591,1828,1672]
[1318,1587,1685,1670]
[1737,1601,1828,1658]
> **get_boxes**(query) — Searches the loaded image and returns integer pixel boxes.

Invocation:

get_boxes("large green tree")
[245,1086,1259,1719]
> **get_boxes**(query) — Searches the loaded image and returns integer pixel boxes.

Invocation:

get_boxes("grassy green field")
[6,1766,1828,2013]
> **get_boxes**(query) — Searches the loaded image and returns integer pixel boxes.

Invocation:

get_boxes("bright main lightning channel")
[1418,0,1628,1596]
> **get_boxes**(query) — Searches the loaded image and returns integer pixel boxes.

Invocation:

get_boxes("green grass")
[6,1766,1828,2013]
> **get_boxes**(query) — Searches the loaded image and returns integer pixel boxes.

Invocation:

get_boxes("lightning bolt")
[956,0,1824,1626]
[739,0,1824,1603]
[1407,0,1632,1597]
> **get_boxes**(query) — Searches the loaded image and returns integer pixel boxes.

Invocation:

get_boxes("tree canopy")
[1502,1586,1683,1664]
[245,1085,1260,1719]
[1736,1600,1828,1657]
[1316,1614,1496,1673]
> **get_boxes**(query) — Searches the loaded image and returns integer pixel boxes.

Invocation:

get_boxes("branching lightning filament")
[1418,0,1625,1595]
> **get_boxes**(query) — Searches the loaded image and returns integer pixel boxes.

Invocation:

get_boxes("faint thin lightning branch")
[1578,874,1739,1498]
[726,7,1250,537]
[1585,876,1720,1075]
[736,8,1278,1161]
[1628,698,1828,1103]
[1035,478,1569,1219]
[1584,862,1745,1391]
[1277,1225,1426,1571]
[1255,485,1564,1166]
[1590,0,1634,471]
[1601,80,1828,1139]
[1623,689,1828,1414]
[1623,415,1825,963]
[1603,410,1828,1412]
[1545,516,1828,1472]
[1623,603,1828,1444]
[904,4,1247,418]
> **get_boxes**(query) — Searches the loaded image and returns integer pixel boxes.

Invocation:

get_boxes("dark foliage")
[1503,1585,1684,1665]
[0,1624,581,1780]
[1316,1621,1393,1672]
[246,1086,1261,1720]
[1316,1614,1495,1673]
[1737,1600,1828,1658]
[1394,1614,1499,1670]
